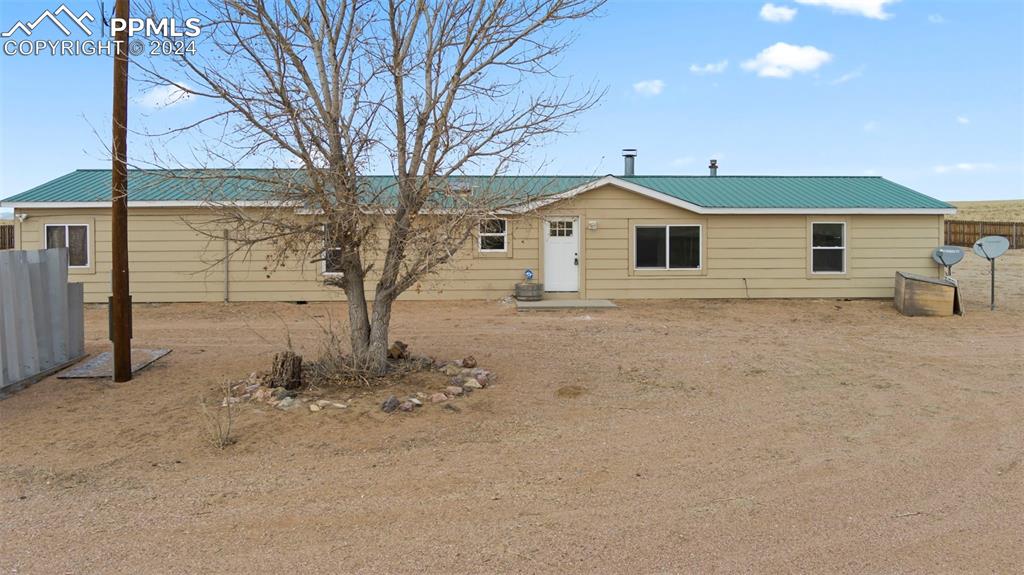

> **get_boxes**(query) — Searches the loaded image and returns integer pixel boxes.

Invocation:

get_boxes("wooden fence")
[0,224,13,250]
[0,248,86,397]
[945,220,1022,249]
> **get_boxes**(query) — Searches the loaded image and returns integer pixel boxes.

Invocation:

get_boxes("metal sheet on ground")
[57,349,172,379]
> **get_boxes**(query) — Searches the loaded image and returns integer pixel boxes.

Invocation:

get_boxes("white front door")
[544,217,579,292]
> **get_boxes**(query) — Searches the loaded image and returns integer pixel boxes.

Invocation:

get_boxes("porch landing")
[515,299,617,311]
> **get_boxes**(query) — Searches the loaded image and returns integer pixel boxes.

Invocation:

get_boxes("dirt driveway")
[2,252,1022,574]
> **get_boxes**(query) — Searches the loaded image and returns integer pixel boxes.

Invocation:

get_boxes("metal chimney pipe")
[623,149,637,176]
[709,159,718,177]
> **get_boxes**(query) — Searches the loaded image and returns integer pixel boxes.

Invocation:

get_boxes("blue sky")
[1,0,1022,213]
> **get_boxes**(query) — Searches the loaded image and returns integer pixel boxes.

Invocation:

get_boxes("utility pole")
[111,0,132,382]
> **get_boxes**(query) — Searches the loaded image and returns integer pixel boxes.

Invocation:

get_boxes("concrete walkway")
[515,299,617,311]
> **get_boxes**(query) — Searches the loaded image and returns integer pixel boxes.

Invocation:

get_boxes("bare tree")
[138,0,604,375]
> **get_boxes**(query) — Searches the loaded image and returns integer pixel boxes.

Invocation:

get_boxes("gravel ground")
[1,251,1021,574]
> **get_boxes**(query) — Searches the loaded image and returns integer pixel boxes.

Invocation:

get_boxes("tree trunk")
[364,293,395,376]
[342,264,372,368]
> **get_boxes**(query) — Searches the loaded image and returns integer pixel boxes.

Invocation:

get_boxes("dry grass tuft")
[199,381,238,449]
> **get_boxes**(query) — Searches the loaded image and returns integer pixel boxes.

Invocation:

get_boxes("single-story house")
[0,158,956,303]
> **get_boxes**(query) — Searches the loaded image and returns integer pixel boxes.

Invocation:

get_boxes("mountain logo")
[1,4,95,38]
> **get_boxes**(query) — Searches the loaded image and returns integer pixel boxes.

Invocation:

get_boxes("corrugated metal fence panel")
[0,225,13,249]
[0,248,85,395]
[944,220,1022,249]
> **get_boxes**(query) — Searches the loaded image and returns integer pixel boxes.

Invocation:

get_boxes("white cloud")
[136,84,193,108]
[956,116,970,125]
[863,120,879,132]
[830,67,864,84]
[632,79,664,96]
[760,3,797,22]
[742,42,833,78]
[689,60,728,75]
[933,162,995,174]
[794,0,899,20]
[928,14,945,24]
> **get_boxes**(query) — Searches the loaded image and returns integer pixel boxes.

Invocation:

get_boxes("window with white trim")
[44,224,89,268]
[635,225,701,269]
[323,224,344,275]
[811,222,845,273]
[548,220,573,237]
[478,219,507,252]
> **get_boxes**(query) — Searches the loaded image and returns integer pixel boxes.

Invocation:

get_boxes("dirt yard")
[2,252,1022,574]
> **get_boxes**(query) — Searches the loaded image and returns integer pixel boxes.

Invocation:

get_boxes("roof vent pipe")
[709,159,718,177]
[622,149,637,176]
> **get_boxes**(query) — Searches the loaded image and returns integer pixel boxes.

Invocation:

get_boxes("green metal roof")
[620,175,953,210]
[1,169,953,211]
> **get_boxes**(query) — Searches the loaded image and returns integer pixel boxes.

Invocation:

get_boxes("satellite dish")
[972,236,1010,260]
[932,245,965,268]
[972,236,1011,311]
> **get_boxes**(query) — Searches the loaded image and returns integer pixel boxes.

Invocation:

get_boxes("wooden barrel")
[514,283,543,301]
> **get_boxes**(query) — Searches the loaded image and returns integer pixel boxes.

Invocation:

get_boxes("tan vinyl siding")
[554,186,943,299]
[12,208,540,303]
[13,183,944,302]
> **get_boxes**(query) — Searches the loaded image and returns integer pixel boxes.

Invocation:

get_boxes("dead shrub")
[303,315,435,390]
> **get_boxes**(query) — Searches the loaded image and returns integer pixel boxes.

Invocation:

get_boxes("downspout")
[223,229,230,303]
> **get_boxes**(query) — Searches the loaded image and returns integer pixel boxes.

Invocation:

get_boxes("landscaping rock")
[316,400,332,408]
[441,364,462,376]
[462,355,477,369]
[332,402,348,409]
[276,397,296,410]
[388,340,409,360]
[409,356,434,370]
[430,392,448,403]
[309,404,322,412]
[381,395,400,413]
[445,385,464,397]
[463,379,483,390]
[399,401,415,412]
[408,397,423,407]
[271,387,291,400]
